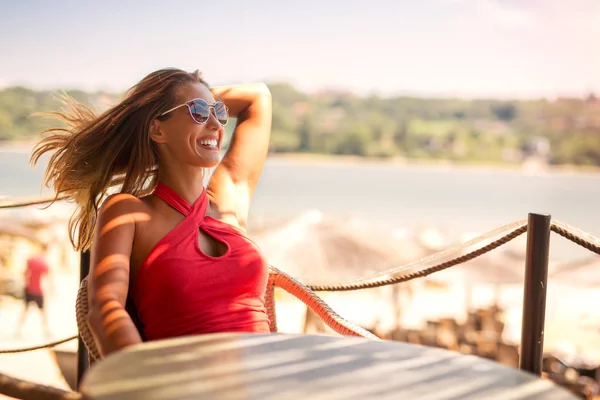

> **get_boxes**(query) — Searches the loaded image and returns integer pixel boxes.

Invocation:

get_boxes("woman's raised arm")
[207,83,272,229]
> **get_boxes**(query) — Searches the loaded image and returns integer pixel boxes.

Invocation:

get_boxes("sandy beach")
[0,270,80,397]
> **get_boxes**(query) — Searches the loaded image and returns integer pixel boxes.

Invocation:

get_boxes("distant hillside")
[1,84,599,166]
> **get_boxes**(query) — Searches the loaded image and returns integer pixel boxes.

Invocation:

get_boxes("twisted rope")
[1,194,600,350]
[0,194,69,209]
[305,220,600,292]
[551,221,600,255]
[5,220,598,350]
[307,225,528,291]
[0,335,78,354]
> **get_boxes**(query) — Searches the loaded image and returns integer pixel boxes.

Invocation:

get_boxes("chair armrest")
[269,266,379,340]
[75,278,102,362]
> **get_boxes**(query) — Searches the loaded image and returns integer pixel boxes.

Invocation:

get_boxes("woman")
[31,68,273,356]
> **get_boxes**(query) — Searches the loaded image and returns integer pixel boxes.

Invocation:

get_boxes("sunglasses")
[159,98,229,126]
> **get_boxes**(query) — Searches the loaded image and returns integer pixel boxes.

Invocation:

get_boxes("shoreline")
[266,152,600,175]
[0,140,38,154]
[2,140,600,176]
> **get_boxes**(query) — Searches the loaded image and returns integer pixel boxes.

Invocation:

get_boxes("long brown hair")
[30,68,209,251]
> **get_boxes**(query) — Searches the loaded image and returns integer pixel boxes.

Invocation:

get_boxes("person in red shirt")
[16,243,51,337]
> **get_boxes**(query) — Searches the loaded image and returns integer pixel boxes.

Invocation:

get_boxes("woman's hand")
[207,83,272,230]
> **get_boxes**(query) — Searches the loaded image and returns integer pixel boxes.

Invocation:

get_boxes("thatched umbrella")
[0,223,39,242]
[1,202,70,228]
[252,210,429,333]
[417,240,528,326]
[548,257,600,287]
[252,210,426,283]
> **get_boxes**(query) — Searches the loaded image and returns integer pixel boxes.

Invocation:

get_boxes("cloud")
[580,12,600,38]
[441,0,600,32]
[487,0,600,29]
[481,0,537,28]
[437,0,538,29]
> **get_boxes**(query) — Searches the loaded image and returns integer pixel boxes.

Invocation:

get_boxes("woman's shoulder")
[97,192,152,225]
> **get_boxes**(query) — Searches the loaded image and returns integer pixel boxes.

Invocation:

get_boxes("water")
[3,149,600,261]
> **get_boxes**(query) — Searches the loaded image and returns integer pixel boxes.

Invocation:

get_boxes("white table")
[80,332,577,400]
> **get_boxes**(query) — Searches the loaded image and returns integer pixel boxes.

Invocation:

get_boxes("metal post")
[519,213,551,376]
[77,250,91,387]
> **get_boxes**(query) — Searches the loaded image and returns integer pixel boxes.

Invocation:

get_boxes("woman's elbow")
[254,82,271,98]
[86,297,142,356]
[86,302,100,331]
[86,298,123,348]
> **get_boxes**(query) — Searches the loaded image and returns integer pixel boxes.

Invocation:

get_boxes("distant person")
[16,243,51,337]
[30,68,273,357]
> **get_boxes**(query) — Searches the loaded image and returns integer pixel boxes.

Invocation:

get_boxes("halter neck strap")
[153,181,208,218]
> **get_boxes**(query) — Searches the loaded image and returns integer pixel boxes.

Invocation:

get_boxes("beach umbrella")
[548,257,600,287]
[252,210,426,283]
[252,210,430,332]
[0,221,39,242]
[419,245,528,318]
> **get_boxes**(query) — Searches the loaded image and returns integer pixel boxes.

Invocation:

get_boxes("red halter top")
[130,181,271,340]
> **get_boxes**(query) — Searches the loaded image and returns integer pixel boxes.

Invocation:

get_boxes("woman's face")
[152,82,225,168]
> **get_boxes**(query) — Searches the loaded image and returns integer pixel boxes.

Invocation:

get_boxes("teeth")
[198,139,218,147]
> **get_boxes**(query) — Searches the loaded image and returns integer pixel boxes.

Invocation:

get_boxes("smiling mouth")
[197,139,218,150]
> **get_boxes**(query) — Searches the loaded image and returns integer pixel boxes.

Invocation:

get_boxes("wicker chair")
[77,265,378,362]
[1,265,378,399]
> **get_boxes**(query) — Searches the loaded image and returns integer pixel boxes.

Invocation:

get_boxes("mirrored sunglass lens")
[214,102,228,125]
[189,100,210,123]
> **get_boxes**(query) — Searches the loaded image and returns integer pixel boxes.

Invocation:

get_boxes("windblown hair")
[30,68,209,251]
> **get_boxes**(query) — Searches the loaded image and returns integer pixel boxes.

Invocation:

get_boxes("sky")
[0,0,599,99]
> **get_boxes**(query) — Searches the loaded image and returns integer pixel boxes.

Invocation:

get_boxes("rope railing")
[304,220,600,291]
[0,336,78,354]
[1,215,599,355]
[551,220,600,255]
[0,218,526,353]
[0,194,69,209]
[305,223,529,291]
[2,196,600,382]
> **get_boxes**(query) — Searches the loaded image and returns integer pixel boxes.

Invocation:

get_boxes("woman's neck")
[156,165,205,205]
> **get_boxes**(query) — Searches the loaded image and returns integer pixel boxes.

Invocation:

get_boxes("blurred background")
[1,0,599,397]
